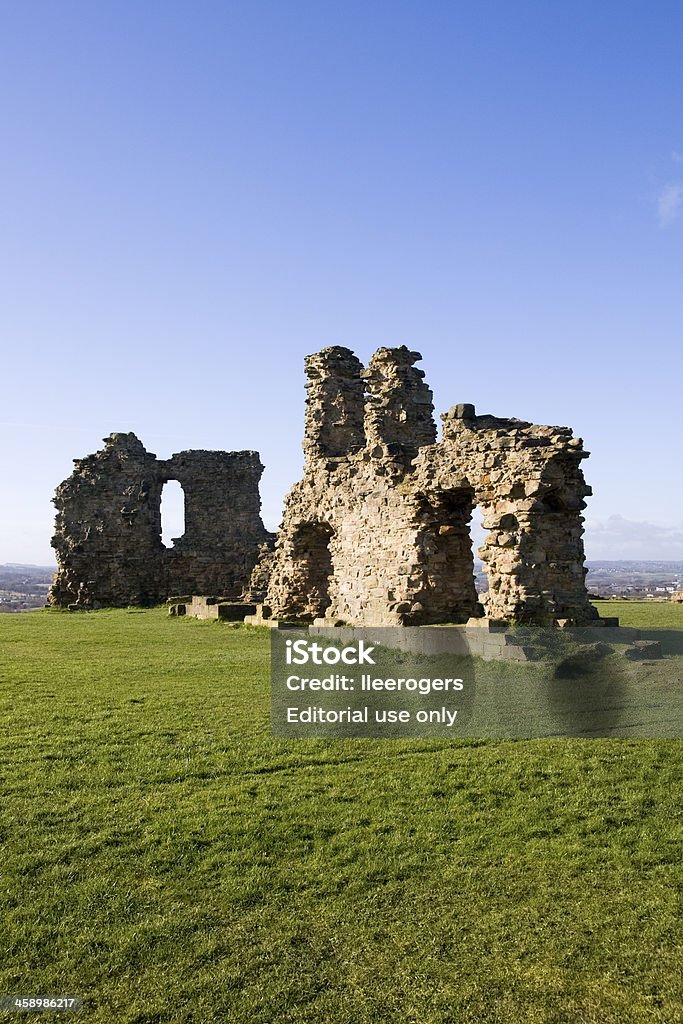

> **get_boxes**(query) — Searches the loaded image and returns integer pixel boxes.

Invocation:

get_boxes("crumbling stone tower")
[265,345,598,626]
[49,432,271,608]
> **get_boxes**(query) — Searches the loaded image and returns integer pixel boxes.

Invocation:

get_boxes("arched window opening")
[161,480,185,549]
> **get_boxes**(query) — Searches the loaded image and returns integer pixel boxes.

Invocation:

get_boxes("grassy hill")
[1,605,681,1023]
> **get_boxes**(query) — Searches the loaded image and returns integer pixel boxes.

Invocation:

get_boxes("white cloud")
[584,515,683,560]
[656,183,683,226]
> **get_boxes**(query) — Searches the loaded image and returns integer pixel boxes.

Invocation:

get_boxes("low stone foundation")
[168,596,257,621]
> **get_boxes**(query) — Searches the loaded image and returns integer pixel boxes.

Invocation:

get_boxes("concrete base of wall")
[306,620,640,662]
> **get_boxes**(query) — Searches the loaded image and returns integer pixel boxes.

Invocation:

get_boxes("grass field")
[592,599,683,630]
[1,604,682,1023]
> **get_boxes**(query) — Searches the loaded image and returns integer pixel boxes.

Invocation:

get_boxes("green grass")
[0,605,682,1023]
[592,599,683,629]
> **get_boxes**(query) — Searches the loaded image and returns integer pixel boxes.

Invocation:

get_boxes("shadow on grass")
[635,628,683,655]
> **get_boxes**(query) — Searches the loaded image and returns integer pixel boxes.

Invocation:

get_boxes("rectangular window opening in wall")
[471,505,490,598]
[161,480,185,548]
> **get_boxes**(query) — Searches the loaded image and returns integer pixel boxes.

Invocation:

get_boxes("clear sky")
[2,0,682,564]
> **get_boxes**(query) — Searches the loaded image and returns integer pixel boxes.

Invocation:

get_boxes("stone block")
[623,641,663,661]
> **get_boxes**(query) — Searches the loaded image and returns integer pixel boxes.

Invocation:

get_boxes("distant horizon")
[5,556,683,572]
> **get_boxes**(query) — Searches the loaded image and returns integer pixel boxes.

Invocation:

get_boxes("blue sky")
[2,1,682,563]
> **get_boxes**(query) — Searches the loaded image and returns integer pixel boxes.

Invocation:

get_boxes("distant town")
[2,560,682,613]
[0,565,55,612]
[581,561,683,601]
[478,561,683,601]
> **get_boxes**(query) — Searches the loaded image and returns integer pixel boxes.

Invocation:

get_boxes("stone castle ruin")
[49,346,599,627]
[263,346,598,627]
[48,432,271,609]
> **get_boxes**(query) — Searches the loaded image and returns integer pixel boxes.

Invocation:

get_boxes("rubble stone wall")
[160,449,270,598]
[49,432,270,608]
[265,345,599,627]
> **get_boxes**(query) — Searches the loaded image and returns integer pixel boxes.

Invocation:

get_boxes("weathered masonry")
[263,346,599,627]
[48,432,271,608]
[49,348,601,625]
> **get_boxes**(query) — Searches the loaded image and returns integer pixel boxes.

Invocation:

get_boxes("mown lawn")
[0,605,681,1023]
[592,599,683,630]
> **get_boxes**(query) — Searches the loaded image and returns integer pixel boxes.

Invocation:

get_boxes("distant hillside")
[2,561,682,609]
[1,563,57,574]
[0,565,55,613]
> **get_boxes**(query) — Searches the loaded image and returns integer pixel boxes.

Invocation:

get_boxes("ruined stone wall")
[49,433,165,608]
[265,345,598,627]
[415,406,594,624]
[364,346,437,452]
[303,347,365,462]
[50,351,599,624]
[160,449,270,598]
[49,432,271,608]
